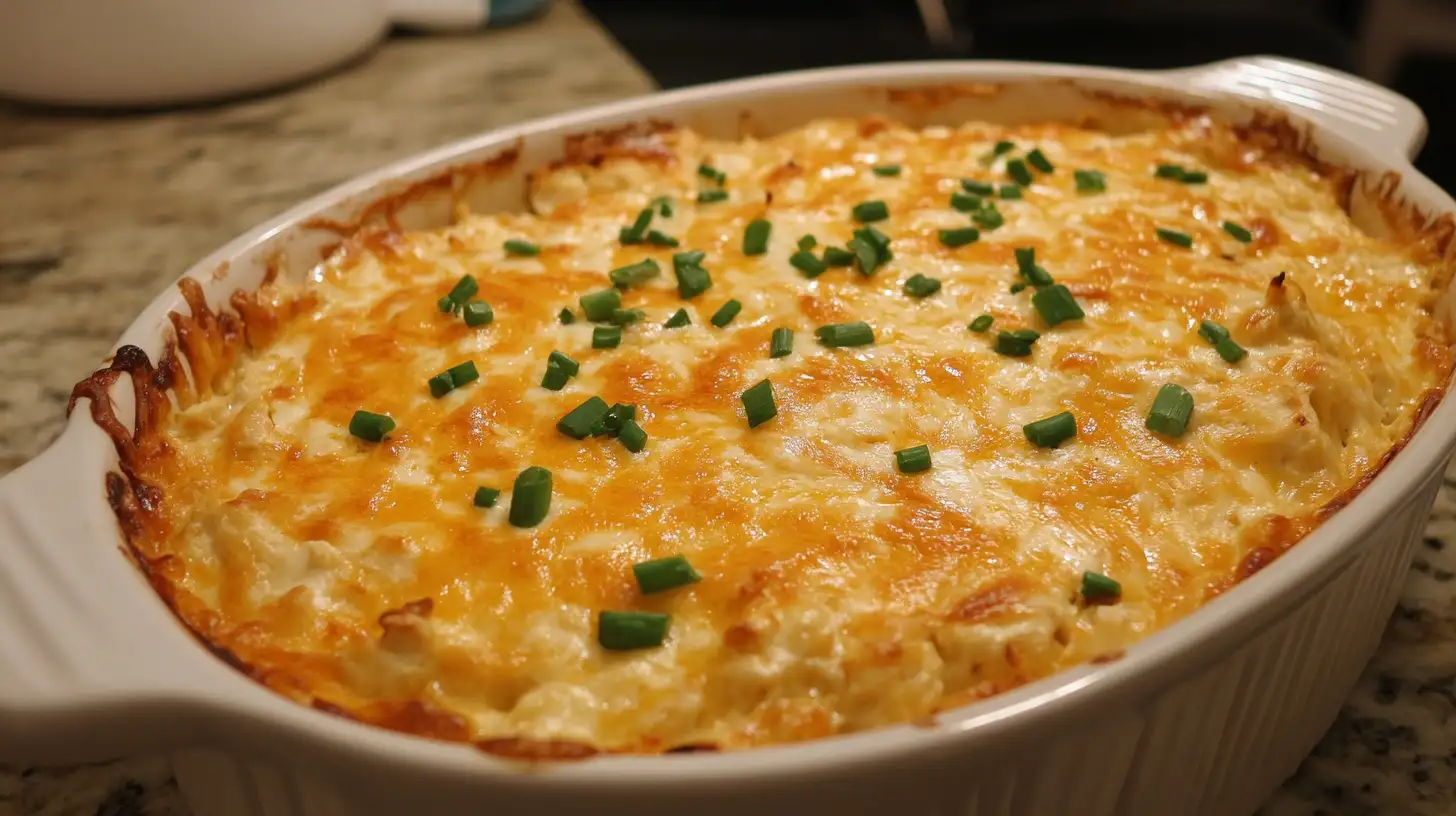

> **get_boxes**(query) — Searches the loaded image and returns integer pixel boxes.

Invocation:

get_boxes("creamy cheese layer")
[137,114,1450,752]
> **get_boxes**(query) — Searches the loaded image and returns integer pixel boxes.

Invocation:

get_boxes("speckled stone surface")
[0,4,1453,811]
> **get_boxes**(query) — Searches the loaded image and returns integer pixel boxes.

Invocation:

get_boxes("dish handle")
[1162,55,1427,163]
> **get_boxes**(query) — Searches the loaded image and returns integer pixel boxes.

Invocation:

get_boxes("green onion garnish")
[610,308,645,326]
[617,418,648,453]
[1023,411,1077,448]
[558,396,611,439]
[950,191,983,213]
[672,250,712,298]
[1074,169,1106,193]
[697,190,729,204]
[664,308,691,328]
[1032,284,1085,326]
[770,327,794,358]
[620,208,654,244]
[903,274,941,298]
[446,274,479,308]
[473,486,500,508]
[969,314,994,333]
[548,350,580,377]
[849,226,893,275]
[1156,228,1193,248]
[633,555,701,594]
[894,444,932,473]
[1026,148,1055,173]
[1181,170,1209,184]
[939,227,980,248]
[1146,383,1194,437]
[994,329,1039,357]
[1010,281,1028,294]
[653,196,673,217]
[1197,320,1230,345]
[438,296,456,314]
[962,179,995,196]
[743,219,772,256]
[1222,221,1253,243]
[823,246,856,267]
[980,140,1016,165]
[508,466,552,528]
[797,234,817,252]
[998,184,1023,200]
[710,299,742,328]
[972,205,1005,231]
[348,410,395,443]
[592,326,622,349]
[1199,320,1247,363]
[1007,159,1034,186]
[428,372,455,398]
[646,230,679,248]
[504,238,540,257]
[580,287,622,321]
[1015,247,1054,287]
[1081,571,1121,602]
[463,301,494,327]
[872,164,902,177]
[1155,164,1207,184]
[815,321,874,347]
[598,610,669,650]
[609,258,661,289]
[559,308,575,325]
[429,361,479,398]
[789,250,828,278]
[852,200,890,223]
[541,366,570,391]
[741,379,777,428]
[697,163,726,185]
[600,403,635,437]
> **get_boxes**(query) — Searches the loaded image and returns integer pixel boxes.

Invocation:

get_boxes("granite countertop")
[0,3,1452,812]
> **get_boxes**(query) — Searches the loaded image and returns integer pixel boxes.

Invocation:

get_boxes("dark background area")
[580,0,1456,190]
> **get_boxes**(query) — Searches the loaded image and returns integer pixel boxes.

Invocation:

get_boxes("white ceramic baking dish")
[1,57,1451,816]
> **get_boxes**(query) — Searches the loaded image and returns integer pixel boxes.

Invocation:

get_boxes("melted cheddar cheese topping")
[136,114,1451,753]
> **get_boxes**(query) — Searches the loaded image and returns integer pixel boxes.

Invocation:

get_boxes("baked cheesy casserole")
[84,109,1452,757]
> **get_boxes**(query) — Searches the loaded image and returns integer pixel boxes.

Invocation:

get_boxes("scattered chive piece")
[1081,571,1122,602]
[790,250,828,278]
[1010,281,1028,294]
[348,410,395,442]
[998,184,1023,200]
[1222,221,1253,243]
[962,179,996,196]
[823,246,856,266]
[872,164,902,177]
[1198,320,1247,362]
[1007,159,1034,186]
[446,275,479,308]
[438,295,457,314]
[815,321,875,347]
[697,163,726,185]
[541,366,570,391]
[504,238,540,257]
[609,258,661,289]
[797,234,817,252]
[1027,148,1055,173]
[950,191,983,213]
[1155,164,1186,179]
[1146,383,1194,437]
[428,373,455,398]
[473,487,500,508]
[849,226,893,275]
[894,444,932,474]
[1023,411,1077,448]
[969,314,994,333]
[620,208,654,244]
[852,200,890,222]
[580,287,623,321]
[743,219,772,255]
[654,196,673,217]
[1015,247,1054,287]
[559,308,575,325]
[598,610,670,650]
[1181,171,1209,184]
[980,140,1015,165]
[672,251,713,298]
[697,190,729,204]
[994,329,1040,357]
[1074,169,1106,193]
[646,230,679,248]
[1197,320,1230,345]
[548,350,580,377]
[557,396,611,439]
[601,403,636,437]
[939,227,981,247]
[617,418,648,453]
[1156,228,1193,248]
[972,205,1005,231]
[710,299,742,328]
[463,301,494,327]
[633,555,701,594]
[741,379,777,428]
[770,327,794,358]
[903,273,942,298]
[592,325,622,349]
[508,466,552,528]
[448,361,479,388]
[1032,284,1085,326]
[610,307,645,326]
[664,308,691,328]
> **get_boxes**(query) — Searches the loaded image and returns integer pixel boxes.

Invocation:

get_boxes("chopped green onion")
[672,251,712,298]
[598,610,669,650]
[770,327,794,358]
[743,219,772,256]
[1074,169,1106,193]
[610,307,645,326]
[609,258,661,289]
[463,301,494,327]
[872,164,902,177]
[541,365,570,391]
[697,190,729,204]
[558,396,610,439]
[664,308,691,328]
[632,555,701,594]
[1081,571,1121,602]
[1027,148,1055,173]
[710,299,742,328]
[548,350,580,377]
[962,179,995,196]
[849,226,892,275]
[972,205,1005,231]
[1032,284,1085,326]
[504,238,540,257]
[446,275,479,308]
[559,308,575,325]
[1156,228,1193,248]
[617,418,648,453]
[429,361,479,398]
[1146,383,1194,437]
[438,296,457,314]
[1007,159,1034,186]
[741,379,777,428]
[580,287,623,321]
[601,403,636,437]
[969,314,994,333]
[646,230,679,248]
[653,196,673,217]
[815,321,874,347]
[789,250,828,278]
[697,163,726,185]
[1010,281,1028,294]
[620,208,654,244]
[797,234,817,252]
[1214,337,1246,363]
[592,326,622,349]
[852,200,890,223]
[903,273,941,298]
[951,191,983,213]
[998,184,1024,200]
[348,410,395,442]
[1155,164,1186,179]
[1180,171,1208,184]
[1023,411,1077,448]
[823,246,856,266]
[428,373,454,398]
[894,444,932,474]
[1197,320,1230,344]
[994,329,1040,357]
[508,466,552,528]
[1222,221,1253,243]
[980,140,1015,165]
[473,486,500,508]
[939,227,980,247]
[1015,247,1054,287]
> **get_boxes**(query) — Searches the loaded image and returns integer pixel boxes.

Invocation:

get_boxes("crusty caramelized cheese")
[129,114,1451,754]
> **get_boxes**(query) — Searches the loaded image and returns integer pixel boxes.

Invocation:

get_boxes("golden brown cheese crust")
[80,108,1453,757]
